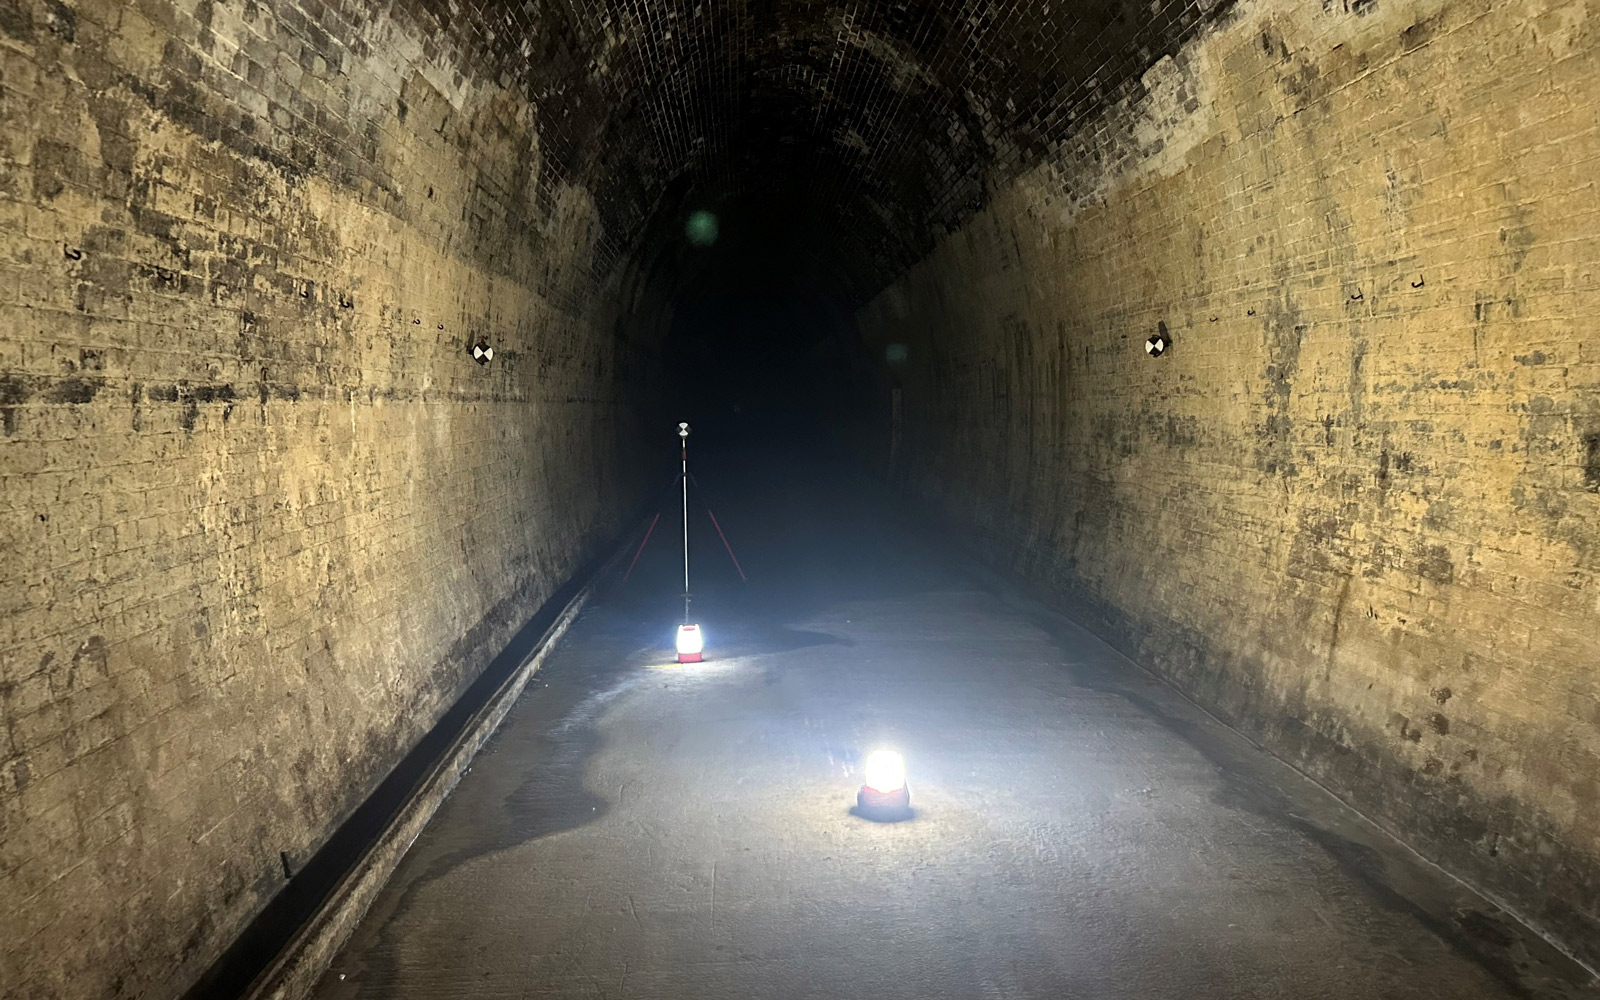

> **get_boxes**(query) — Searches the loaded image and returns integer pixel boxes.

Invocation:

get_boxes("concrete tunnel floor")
[311,445,1596,1000]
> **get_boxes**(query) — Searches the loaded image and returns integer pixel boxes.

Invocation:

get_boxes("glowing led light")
[863,749,906,793]
[675,623,703,662]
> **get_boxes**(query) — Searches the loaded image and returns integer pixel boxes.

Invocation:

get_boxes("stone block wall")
[861,0,1600,967]
[0,0,646,996]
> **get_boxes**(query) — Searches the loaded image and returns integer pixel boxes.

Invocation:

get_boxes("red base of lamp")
[677,652,702,663]
[857,785,910,810]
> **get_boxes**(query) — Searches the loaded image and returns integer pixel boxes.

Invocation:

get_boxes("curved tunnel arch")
[6,0,1600,996]
[471,0,1229,301]
[517,0,1239,439]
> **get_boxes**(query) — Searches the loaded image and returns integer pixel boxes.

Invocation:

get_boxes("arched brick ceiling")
[446,0,1231,299]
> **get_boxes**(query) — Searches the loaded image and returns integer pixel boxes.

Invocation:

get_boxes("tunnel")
[2,0,1599,997]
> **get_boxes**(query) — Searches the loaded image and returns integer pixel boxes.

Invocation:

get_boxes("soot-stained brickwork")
[863,0,1600,970]
[0,1,1251,995]
[0,0,655,997]
[12,0,1595,994]
[421,0,1232,298]
[0,1,1249,996]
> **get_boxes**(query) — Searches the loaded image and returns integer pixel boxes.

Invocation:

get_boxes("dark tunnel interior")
[3,0,1599,997]
[654,196,875,447]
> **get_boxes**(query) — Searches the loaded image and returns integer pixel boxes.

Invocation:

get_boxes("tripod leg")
[623,513,661,583]
[706,508,747,582]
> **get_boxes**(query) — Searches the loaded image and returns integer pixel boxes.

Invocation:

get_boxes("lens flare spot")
[686,210,719,246]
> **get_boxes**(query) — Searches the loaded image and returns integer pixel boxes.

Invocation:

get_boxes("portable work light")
[858,749,910,811]
[675,623,703,663]
[673,422,705,662]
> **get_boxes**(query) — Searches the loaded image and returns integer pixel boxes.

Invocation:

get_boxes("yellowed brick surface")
[862,0,1600,966]
[0,0,645,996]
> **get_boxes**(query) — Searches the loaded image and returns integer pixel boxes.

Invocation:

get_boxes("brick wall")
[0,0,650,996]
[862,0,1600,967]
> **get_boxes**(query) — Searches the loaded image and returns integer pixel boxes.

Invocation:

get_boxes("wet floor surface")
[313,446,1598,1000]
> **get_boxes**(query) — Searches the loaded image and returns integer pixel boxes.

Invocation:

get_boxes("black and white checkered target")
[472,341,494,364]
[1145,333,1167,357]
